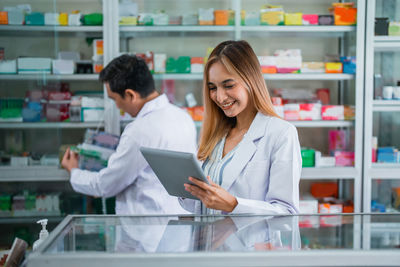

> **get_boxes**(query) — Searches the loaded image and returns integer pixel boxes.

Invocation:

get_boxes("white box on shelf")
[44,13,60,25]
[315,151,336,167]
[4,7,24,25]
[82,108,104,122]
[68,13,82,26]
[0,60,17,74]
[300,200,318,213]
[58,51,80,61]
[81,97,104,108]
[10,157,29,167]
[17,57,52,74]
[52,59,74,74]
[154,53,166,73]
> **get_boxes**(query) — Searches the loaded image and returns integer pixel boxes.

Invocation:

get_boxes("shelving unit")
[0,74,99,81]
[0,166,68,182]
[363,0,400,213]
[0,122,104,129]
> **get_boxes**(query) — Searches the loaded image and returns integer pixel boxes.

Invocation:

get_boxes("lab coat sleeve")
[178,197,197,213]
[230,125,301,214]
[70,130,147,198]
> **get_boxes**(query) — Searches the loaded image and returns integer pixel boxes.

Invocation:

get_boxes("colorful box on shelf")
[315,151,336,167]
[340,56,356,74]
[301,148,315,167]
[311,182,338,198]
[119,16,137,25]
[0,59,17,74]
[258,56,277,74]
[82,13,103,25]
[283,103,300,121]
[185,106,204,121]
[0,98,23,121]
[137,13,153,26]
[0,11,8,24]
[299,103,321,121]
[377,147,400,163]
[136,51,154,73]
[318,203,343,214]
[17,57,52,74]
[244,11,259,26]
[214,10,228,25]
[22,101,42,122]
[333,5,357,26]
[325,62,343,73]
[166,56,191,73]
[190,57,204,73]
[302,14,318,25]
[389,22,400,36]
[274,49,302,73]
[318,15,334,25]
[329,130,350,154]
[284,13,302,25]
[81,96,104,122]
[59,13,68,25]
[260,5,284,25]
[44,13,59,25]
[25,12,45,26]
[153,12,169,26]
[199,8,214,25]
[301,62,325,73]
[334,151,354,166]
[321,105,344,120]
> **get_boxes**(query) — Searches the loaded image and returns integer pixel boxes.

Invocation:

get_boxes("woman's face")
[208,61,251,118]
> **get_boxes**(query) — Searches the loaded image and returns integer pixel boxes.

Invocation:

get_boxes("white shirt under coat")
[180,112,302,215]
[70,94,197,215]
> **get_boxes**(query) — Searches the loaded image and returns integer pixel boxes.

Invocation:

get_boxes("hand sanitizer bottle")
[32,219,49,251]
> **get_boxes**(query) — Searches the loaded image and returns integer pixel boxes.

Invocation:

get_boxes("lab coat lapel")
[221,113,269,190]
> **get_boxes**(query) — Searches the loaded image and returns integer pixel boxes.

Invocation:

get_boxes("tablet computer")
[140,147,209,200]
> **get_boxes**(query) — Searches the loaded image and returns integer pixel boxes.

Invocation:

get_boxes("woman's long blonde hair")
[197,40,278,161]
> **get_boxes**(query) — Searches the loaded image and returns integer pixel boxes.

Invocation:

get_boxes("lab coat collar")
[221,112,270,191]
[136,94,169,118]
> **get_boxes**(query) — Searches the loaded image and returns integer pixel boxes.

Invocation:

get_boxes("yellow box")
[59,13,68,26]
[119,16,137,25]
[284,13,303,25]
[261,11,284,25]
[325,62,343,73]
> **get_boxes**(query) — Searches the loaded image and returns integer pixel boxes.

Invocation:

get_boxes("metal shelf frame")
[363,0,400,212]
[0,166,69,182]
[0,74,99,81]
[0,122,105,129]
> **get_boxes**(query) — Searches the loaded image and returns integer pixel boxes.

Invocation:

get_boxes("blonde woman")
[182,40,302,214]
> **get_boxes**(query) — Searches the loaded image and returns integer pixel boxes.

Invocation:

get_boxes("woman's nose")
[216,88,227,103]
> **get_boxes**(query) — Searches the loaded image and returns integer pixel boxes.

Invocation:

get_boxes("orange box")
[190,57,204,64]
[214,10,228,25]
[0,12,8,25]
[192,106,204,121]
[334,7,357,25]
[261,66,277,74]
[325,62,343,73]
[311,182,338,198]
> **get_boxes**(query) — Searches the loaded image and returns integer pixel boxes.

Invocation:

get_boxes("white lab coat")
[70,94,197,215]
[180,112,301,214]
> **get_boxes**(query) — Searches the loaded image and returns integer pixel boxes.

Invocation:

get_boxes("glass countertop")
[27,214,400,267]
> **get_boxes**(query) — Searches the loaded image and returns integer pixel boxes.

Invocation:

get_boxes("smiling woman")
[181,40,302,215]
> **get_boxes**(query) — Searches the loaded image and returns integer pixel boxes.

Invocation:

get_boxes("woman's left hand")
[184,176,238,213]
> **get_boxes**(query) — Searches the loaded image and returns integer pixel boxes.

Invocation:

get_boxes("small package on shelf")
[154,53,167,73]
[389,22,400,36]
[4,7,24,25]
[325,62,343,73]
[375,17,389,36]
[322,105,344,120]
[301,62,325,73]
[299,200,318,214]
[59,12,68,25]
[340,56,356,74]
[315,151,336,167]
[25,12,45,26]
[302,14,318,25]
[10,156,29,167]
[46,91,71,122]
[81,96,104,122]
[40,154,59,166]
[316,88,330,104]
[199,8,214,25]
[0,59,17,74]
[136,51,154,73]
[68,11,82,26]
[334,151,355,166]
[258,56,277,73]
[284,103,300,121]
[82,13,103,25]
[318,15,334,25]
[52,59,75,74]
[185,106,204,121]
[153,12,169,26]
[0,98,23,122]
[44,13,59,25]
[76,60,93,74]
[69,96,81,122]
[274,49,302,73]
[168,15,182,25]
[0,11,8,24]
[166,56,190,73]
[301,148,315,167]
[22,101,42,122]
[260,5,284,25]
[138,13,153,26]
[214,10,229,25]
[311,182,338,198]
[284,13,302,25]
[17,57,52,74]
[377,147,399,163]
[182,14,198,25]
[119,16,137,25]
[190,57,204,73]
[333,4,357,26]
[299,103,321,121]
[318,203,343,214]
[244,11,259,26]
[58,51,81,61]
[271,97,284,118]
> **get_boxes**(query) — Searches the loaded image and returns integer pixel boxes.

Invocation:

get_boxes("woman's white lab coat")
[180,112,302,214]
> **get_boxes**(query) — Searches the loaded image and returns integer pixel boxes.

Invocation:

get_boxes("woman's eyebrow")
[222,79,234,84]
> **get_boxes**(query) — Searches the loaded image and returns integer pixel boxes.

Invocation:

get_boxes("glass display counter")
[27,214,400,267]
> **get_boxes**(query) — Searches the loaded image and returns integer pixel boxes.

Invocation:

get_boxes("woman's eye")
[209,87,217,91]
[225,84,234,89]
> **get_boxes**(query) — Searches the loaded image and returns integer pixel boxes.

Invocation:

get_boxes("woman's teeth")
[222,102,234,108]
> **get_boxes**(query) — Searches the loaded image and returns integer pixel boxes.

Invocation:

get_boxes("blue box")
[340,56,356,74]
[25,12,45,26]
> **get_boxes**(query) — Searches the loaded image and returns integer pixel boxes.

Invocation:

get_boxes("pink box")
[284,104,300,121]
[318,203,343,214]
[329,130,349,153]
[334,151,355,166]
[299,103,321,121]
[321,105,344,120]
[302,14,319,25]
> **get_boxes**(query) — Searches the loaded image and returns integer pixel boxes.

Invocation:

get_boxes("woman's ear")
[125,89,138,103]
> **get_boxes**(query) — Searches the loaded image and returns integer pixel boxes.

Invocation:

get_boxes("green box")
[25,12,45,26]
[301,149,315,167]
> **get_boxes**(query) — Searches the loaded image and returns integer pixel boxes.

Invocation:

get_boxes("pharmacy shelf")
[0,25,103,32]
[0,166,69,182]
[120,25,235,32]
[370,163,400,179]
[152,73,354,81]
[372,100,400,112]
[374,36,400,51]
[0,122,104,129]
[301,167,357,179]
[370,222,400,233]
[290,120,354,128]
[0,216,64,224]
[0,74,99,81]
[241,25,356,33]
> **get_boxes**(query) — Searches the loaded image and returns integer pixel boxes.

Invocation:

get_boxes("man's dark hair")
[99,54,155,98]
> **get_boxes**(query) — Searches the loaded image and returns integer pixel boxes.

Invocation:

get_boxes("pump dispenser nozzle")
[33,219,49,251]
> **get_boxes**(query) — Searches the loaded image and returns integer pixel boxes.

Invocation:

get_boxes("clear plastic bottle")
[32,219,49,251]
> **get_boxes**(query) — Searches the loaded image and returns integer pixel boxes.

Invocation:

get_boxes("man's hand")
[184,176,238,213]
[61,147,79,173]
